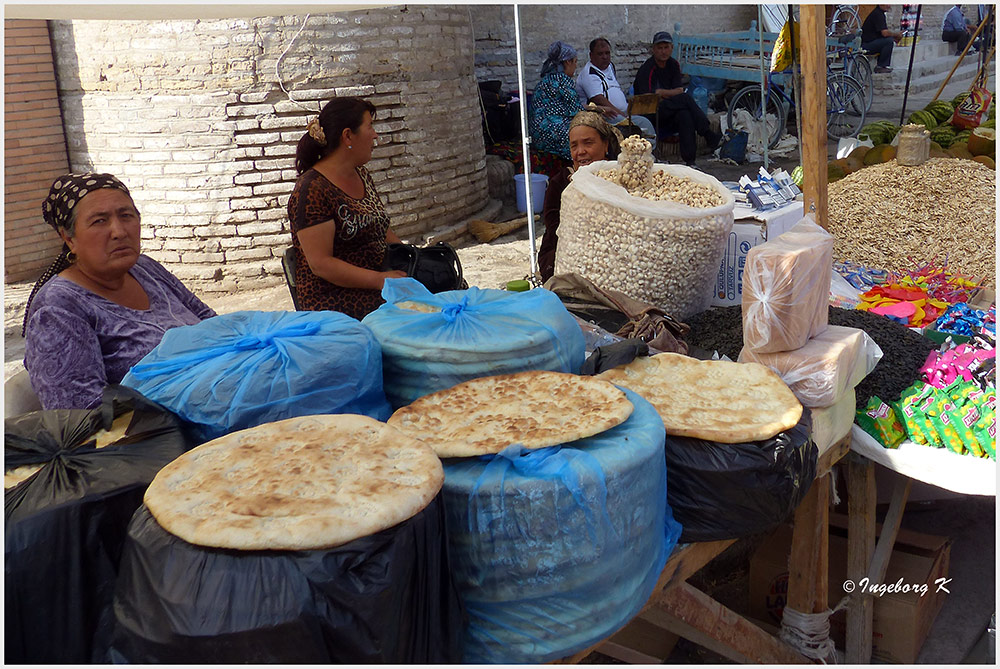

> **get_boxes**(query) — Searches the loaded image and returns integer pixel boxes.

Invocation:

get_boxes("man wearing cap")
[632,31,720,166]
[576,37,656,138]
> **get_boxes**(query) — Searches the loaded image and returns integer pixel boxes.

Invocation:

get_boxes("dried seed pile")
[827,159,996,285]
[683,305,938,411]
[828,307,939,411]
[555,179,733,319]
[594,167,726,208]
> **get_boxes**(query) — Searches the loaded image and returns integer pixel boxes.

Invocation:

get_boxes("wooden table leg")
[787,473,831,615]
[846,455,876,663]
[642,583,809,664]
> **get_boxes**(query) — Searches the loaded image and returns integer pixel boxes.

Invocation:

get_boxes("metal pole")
[513,4,538,278]
[758,6,769,169]
[900,5,923,124]
[788,4,803,165]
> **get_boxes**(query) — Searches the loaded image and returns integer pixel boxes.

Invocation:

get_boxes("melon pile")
[838,91,998,181]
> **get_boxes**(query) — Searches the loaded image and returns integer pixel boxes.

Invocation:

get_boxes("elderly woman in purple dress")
[22,173,216,410]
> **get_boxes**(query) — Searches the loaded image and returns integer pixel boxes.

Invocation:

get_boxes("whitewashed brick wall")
[49,7,489,293]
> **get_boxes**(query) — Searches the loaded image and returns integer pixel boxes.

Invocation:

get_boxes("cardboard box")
[711,202,804,307]
[749,514,951,664]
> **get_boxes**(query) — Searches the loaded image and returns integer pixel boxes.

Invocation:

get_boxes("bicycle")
[828,30,874,113]
[827,4,861,38]
[727,67,867,149]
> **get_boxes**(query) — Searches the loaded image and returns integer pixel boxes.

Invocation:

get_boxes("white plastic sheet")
[850,425,997,496]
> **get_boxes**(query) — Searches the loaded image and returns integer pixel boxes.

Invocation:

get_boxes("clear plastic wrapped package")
[809,388,857,456]
[742,216,835,353]
[739,325,883,408]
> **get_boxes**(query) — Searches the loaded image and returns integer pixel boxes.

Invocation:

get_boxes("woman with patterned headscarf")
[528,40,582,160]
[537,105,623,281]
[22,173,216,410]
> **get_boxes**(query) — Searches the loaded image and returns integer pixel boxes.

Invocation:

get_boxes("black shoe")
[874,65,893,73]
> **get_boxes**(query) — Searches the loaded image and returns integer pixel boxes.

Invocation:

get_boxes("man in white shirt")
[576,37,656,138]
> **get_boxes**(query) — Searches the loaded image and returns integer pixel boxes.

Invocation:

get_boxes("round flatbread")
[143,414,443,551]
[387,370,634,458]
[597,353,802,443]
[396,300,441,313]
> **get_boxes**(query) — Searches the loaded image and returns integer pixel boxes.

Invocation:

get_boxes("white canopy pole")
[513,4,539,279]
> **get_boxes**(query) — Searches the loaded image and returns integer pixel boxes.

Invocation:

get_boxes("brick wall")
[4,19,71,283]
[472,5,758,94]
[46,7,489,293]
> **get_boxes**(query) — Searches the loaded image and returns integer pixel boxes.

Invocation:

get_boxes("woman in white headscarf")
[529,41,582,160]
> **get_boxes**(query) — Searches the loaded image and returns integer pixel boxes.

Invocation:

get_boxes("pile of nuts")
[827,158,996,284]
[595,164,726,209]
[554,167,734,319]
[616,135,655,193]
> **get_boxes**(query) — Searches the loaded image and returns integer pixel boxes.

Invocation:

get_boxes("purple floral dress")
[24,254,216,410]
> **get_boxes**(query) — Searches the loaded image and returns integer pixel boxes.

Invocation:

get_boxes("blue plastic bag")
[122,311,391,440]
[440,388,682,663]
[362,278,586,408]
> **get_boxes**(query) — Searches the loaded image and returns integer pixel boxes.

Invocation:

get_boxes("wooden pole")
[799,5,828,230]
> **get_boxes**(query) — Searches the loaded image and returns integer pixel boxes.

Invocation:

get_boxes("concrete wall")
[46,6,489,292]
[4,19,70,283]
[472,4,758,93]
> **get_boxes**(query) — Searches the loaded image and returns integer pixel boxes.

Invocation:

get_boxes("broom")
[467,215,536,243]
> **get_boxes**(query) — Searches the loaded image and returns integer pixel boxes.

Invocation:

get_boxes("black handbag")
[383,242,467,293]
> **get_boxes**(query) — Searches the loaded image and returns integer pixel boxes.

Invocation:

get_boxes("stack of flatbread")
[597,353,802,443]
[143,414,443,550]
[387,371,634,457]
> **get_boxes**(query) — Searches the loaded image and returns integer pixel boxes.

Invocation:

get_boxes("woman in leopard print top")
[287,97,407,320]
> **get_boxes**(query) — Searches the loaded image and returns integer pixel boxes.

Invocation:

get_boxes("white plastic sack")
[555,160,735,320]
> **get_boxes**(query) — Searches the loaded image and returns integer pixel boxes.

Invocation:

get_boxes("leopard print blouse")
[287,166,391,320]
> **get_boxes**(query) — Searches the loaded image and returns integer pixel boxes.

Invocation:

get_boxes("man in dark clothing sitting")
[861,4,902,73]
[632,31,720,166]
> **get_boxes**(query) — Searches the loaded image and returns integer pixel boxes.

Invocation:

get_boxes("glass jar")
[896,123,930,166]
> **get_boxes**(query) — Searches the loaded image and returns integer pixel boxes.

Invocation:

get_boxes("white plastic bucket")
[514,173,548,214]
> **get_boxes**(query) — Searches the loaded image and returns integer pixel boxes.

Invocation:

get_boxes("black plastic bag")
[5,385,192,664]
[383,242,468,293]
[664,410,817,543]
[110,495,466,663]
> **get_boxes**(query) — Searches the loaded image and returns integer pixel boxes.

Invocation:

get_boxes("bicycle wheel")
[828,6,861,38]
[826,74,866,140]
[727,85,787,150]
[845,53,874,112]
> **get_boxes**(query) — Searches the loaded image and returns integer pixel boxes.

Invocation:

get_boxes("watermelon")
[790,165,804,187]
[930,125,957,147]
[925,100,957,123]
[952,91,970,109]
[907,110,938,130]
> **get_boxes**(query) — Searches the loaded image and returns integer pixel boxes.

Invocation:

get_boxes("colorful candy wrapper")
[893,382,938,446]
[973,413,995,459]
[857,396,906,449]
[925,396,968,455]
[944,398,985,457]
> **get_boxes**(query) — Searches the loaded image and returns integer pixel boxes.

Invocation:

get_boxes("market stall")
[5,7,994,666]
